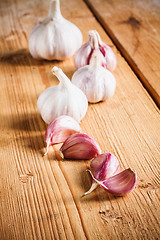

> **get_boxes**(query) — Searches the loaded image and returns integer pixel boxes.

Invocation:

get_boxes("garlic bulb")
[74,30,117,71]
[29,0,83,60]
[37,66,88,124]
[72,49,116,103]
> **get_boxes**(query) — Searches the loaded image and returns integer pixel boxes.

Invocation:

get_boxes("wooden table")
[0,0,160,239]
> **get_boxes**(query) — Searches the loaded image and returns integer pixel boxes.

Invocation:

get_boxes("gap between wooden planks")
[84,0,160,108]
[0,0,160,239]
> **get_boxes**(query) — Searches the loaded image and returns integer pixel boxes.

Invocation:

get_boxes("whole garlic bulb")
[72,49,116,103]
[29,0,83,60]
[74,30,117,71]
[37,66,88,124]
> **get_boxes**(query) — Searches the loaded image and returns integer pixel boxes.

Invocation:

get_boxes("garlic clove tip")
[59,150,64,159]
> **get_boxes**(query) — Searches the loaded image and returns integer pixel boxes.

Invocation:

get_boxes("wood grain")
[85,0,160,107]
[0,0,160,239]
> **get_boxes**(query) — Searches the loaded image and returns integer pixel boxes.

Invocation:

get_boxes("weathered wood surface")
[85,0,160,107]
[0,0,160,239]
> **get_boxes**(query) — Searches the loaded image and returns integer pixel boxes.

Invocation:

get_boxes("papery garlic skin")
[37,66,88,124]
[60,133,101,160]
[72,50,116,103]
[74,30,116,71]
[44,115,81,155]
[29,0,83,60]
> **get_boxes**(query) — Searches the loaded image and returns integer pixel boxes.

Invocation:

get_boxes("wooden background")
[0,0,160,239]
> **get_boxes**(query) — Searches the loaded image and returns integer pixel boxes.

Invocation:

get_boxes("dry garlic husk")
[37,66,88,124]
[74,30,117,71]
[44,115,81,155]
[29,0,82,60]
[60,133,101,160]
[83,153,120,196]
[72,49,116,103]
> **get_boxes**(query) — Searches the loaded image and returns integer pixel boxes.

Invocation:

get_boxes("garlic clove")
[29,0,83,60]
[60,133,101,160]
[74,30,116,71]
[72,50,116,103]
[88,168,137,196]
[37,66,88,124]
[44,115,81,155]
[83,153,120,196]
[91,153,120,180]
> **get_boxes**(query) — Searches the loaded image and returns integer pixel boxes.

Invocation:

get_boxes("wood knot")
[19,171,34,183]
[121,16,141,30]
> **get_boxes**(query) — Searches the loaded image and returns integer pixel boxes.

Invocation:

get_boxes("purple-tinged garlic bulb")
[74,30,116,71]
[72,49,116,103]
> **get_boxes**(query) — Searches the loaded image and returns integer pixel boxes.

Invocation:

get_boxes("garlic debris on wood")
[74,30,117,71]
[37,66,88,124]
[44,115,81,155]
[72,49,116,103]
[29,0,83,60]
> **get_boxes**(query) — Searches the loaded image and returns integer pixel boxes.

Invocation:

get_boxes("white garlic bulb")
[29,0,83,60]
[74,30,117,71]
[72,50,116,103]
[37,66,88,124]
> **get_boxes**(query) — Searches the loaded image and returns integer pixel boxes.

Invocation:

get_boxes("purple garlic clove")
[83,153,120,196]
[60,133,101,160]
[44,115,81,155]
[91,153,120,180]
[74,30,117,71]
[72,49,116,103]
[88,168,137,196]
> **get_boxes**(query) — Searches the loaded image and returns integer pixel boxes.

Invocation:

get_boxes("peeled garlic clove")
[72,49,116,103]
[37,66,88,124]
[89,168,137,196]
[60,133,101,160]
[44,115,81,155]
[74,30,116,71]
[29,0,82,60]
[83,153,120,196]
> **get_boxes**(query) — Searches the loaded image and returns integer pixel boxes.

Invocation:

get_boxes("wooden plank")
[85,0,160,107]
[0,0,160,239]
